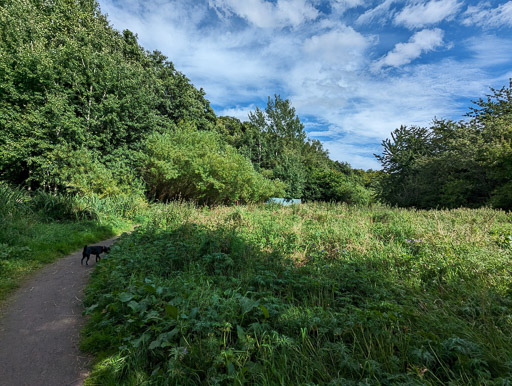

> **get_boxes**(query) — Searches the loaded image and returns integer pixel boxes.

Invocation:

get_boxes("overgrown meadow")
[82,202,512,385]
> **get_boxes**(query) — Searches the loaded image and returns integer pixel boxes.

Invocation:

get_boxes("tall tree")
[247,95,308,196]
[0,0,216,193]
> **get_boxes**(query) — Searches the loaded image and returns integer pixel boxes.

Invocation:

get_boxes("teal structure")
[266,198,302,205]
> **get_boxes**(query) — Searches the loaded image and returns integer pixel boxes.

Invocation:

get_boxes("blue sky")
[97,0,512,169]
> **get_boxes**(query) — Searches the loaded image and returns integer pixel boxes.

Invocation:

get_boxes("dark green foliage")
[140,124,285,204]
[0,0,215,194]
[376,81,512,209]
[302,168,373,204]
[150,50,216,131]
[82,204,512,384]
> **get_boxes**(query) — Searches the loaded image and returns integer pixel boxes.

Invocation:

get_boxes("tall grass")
[82,202,512,384]
[0,183,29,217]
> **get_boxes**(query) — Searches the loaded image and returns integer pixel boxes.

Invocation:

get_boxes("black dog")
[81,245,110,265]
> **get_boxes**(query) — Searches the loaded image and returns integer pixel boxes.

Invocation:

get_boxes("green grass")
[81,202,512,384]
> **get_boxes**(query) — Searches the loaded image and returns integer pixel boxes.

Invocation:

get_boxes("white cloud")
[303,26,371,67]
[209,0,275,28]
[209,0,319,28]
[394,0,462,29]
[356,0,399,25]
[99,0,281,105]
[331,0,365,14]
[373,28,444,69]
[462,1,512,28]
[321,140,382,170]
[466,35,512,67]
[216,105,255,120]
[277,0,319,26]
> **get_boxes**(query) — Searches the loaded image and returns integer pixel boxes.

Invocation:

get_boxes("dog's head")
[103,246,111,253]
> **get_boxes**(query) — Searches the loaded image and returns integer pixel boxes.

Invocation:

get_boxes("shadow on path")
[0,236,119,386]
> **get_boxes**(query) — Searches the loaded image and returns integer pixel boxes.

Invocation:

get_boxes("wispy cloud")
[394,0,462,29]
[466,34,512,67]
[209,0,319,28]
[356,0,399,25]
[331,0,365,14]
[462,1,512,28]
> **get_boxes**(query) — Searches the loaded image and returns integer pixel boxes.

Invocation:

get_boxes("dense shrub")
[140,125,285,204]
[303,169,374,205]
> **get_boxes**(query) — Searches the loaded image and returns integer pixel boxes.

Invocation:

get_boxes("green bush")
[491,181,512,210]
[29,191,94,221]
[0,182,29,218]
[141,124,285,204]
[303,169,375,205]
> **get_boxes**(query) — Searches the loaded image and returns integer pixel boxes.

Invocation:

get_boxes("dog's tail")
[83,245,88,255]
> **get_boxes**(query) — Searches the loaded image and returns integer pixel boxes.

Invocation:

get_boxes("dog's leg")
[95,253,101,262]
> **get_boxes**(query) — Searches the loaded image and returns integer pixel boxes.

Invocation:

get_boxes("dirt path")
[0,236,119,386]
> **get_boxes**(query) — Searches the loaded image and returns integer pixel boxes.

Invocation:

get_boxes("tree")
[375,125,433,206]
[0,0,217,195]
[375,80,512,210]
[469,82,512,209]
[150,51,216,131]
[246,95,309,197]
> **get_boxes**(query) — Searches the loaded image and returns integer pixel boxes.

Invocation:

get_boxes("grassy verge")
[82,202,512,384]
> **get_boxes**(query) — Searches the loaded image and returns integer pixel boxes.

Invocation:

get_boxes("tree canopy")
[0,0,214,192]
[376,80,512,210]
[0,0,374,205]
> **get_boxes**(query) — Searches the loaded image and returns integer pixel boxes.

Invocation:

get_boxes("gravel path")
[0,237,119,386]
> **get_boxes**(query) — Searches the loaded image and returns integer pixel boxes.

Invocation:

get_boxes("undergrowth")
[82,202,512,384]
